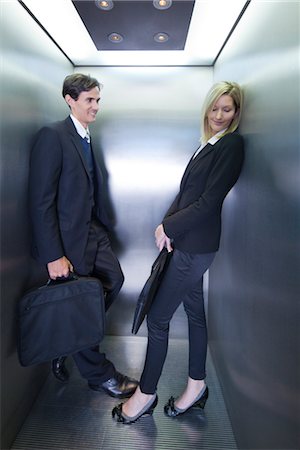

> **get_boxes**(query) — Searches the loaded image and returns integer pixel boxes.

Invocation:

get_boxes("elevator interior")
[1,1,299,449]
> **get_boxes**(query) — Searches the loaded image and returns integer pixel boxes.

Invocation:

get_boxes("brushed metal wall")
[0,2,73,448]
[209,2,300,449]
[1,3,213,447]
[4,1,299,449]
[79,66,213,337]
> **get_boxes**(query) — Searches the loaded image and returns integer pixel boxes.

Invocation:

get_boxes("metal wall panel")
[209,2,300,449]
[1,4,213,446]
[0,2,73,448]
[78,66,213,337]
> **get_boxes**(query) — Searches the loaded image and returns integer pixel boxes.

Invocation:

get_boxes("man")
[29,73,138,398]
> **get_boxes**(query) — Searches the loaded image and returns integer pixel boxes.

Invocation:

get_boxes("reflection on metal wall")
[209,2,300,449]
[84,67,213,336]
[0,2,73,449]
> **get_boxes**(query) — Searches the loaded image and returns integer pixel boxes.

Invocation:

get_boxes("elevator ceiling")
[72,1,195,51]
[20,0,249,66]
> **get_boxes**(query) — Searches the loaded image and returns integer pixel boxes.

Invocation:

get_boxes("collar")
[70,115,90,142]
[193,128,228,159]
[204,128,228,147]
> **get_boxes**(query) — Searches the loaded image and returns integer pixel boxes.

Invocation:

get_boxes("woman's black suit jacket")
[163,132,244,254]
[29,116,111,267]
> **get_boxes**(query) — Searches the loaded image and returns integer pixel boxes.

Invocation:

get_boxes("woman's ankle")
[187,377,205,392]
[136,385,155,399]
[175,378,206,409]
[122,387,154,416]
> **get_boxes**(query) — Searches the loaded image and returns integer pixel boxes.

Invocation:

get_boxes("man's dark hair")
[62,73,102,100]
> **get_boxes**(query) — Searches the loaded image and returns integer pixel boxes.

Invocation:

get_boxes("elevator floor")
[11,336,237,450]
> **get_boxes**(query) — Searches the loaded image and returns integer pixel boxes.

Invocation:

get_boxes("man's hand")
[47,256,73,280]
[155,224,173,252]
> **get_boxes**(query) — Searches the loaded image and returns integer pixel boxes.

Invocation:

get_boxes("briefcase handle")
[46,272,78,286]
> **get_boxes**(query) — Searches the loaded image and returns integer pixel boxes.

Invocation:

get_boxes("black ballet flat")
[164,386,209,417]
[112,394,158,424]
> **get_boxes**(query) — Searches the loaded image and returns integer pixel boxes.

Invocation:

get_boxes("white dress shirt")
[70,114,90,142]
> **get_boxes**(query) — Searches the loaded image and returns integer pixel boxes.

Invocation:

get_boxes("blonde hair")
[201,81,243,143]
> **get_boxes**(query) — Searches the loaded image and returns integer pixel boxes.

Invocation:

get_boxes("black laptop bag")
[17,274,105,366]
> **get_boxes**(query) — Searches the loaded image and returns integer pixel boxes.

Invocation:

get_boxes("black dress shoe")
[89,372,138,398]
[51,356,69,383]
[112,394,158,424]
[164,386,209,417]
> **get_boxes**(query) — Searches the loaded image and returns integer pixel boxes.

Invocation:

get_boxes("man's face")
[65,87,101,128]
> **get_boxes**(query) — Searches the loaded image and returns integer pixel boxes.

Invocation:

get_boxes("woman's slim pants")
[139,248,215,394]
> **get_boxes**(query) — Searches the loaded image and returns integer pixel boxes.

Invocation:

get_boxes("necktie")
[81,136,96,214]
[81,136,94,177]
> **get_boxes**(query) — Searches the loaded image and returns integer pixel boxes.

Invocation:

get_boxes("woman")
[112,81,244,423]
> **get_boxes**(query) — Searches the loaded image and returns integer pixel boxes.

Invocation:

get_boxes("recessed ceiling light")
[154,32,169,43]
[108,32,123,43]
[95,1,114,11]
[153,0,172,10]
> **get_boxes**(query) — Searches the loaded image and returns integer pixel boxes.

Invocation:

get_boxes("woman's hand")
[47,256,73,279]
[155,224,173,252]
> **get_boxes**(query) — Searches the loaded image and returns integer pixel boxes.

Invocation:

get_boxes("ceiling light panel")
[72,0,194,51]
[20,0,248,66]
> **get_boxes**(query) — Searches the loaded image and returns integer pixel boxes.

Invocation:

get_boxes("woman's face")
[207,94,237,136]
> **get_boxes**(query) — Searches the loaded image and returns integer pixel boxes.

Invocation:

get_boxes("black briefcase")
[17,274,105,367]
[132,248,173,335]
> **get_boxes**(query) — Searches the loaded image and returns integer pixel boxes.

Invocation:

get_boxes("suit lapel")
[180,143,214,188]
[190,143,214,166]
[90,139,104,187]
[64,117,94,181]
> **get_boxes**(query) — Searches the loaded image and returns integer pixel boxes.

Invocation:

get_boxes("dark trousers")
[140,249,215,394]
[72,220,124,383]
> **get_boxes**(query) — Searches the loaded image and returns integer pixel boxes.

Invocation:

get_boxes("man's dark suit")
[29,116,111,269]
[29,116,123,383]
